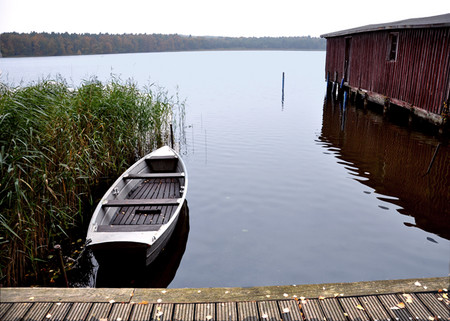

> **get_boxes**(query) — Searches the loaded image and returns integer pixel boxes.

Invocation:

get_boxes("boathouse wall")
[323,19,450,125]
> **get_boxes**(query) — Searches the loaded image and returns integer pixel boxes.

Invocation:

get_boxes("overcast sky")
[0,0,449,37]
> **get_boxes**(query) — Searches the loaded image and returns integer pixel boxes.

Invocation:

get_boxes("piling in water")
[54,244,69,288]
[425,143,441,175]
[170,123,174,149]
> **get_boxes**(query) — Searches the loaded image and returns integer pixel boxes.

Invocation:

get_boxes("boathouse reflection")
[319,99,449,240]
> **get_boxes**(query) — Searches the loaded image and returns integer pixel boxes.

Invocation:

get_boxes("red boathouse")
[321,13,450,127]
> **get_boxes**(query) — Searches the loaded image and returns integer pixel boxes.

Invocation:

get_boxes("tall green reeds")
[0,77,180,286]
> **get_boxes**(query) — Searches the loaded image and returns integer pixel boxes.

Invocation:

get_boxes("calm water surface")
[1,51,448,288]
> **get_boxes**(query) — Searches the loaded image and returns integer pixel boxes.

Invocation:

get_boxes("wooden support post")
[343,90,348,108]
[354,90,360,107]
[425,143,441,175]
[54,244,69,288]
[383,98,390,115]
[406,104,414,125]
[326,71,331,94]
[338,77,345,100]
[439,100,449,134]
[363,93,368,109]
[170,123,174,149]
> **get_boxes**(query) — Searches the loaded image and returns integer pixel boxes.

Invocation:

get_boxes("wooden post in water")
[281,72,285,104]
[326,71,331,95]
[425,143,441,175]
[54,244,69,287]
[170,124,174,149]
[383,98,390,116]
[363,93,368,109]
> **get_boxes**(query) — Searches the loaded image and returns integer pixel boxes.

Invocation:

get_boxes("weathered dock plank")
[173,303,195,321]
[339,296,370,321]
[320,297,347,321]
[129,303,153,321]
[46,302,73,321]
[195,303,215,321]
[108,302,133,321]
[130,277,448,303]
[258,300,281,321]
[152,303,174,321]
[85,302,111,321]
[397,293,436,321]
[0,303,13,319]
[436,293,450,310]
[278,300,302,321]
[358,295,391,321]
[23,302,53,321]
[2,277,446,304]
[1,302,33,321]
[1,287,134,303]
[416,292,449,319]
[301,299,326,321]
[237,301,259,321]
[64,302,92,321]
[216,302,237,321]
[378,294,412,321]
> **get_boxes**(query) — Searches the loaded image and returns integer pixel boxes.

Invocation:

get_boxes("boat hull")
[90,242,148,266]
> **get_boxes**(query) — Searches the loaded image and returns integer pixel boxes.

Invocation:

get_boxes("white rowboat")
[86,146,188,266]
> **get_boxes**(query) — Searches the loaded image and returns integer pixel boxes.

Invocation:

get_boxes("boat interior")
[97,155,185,232]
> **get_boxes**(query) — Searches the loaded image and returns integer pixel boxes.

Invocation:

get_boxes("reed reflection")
[319,99,449,240]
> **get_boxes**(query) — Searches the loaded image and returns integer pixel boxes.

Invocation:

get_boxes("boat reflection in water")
[69,201,190,288]
[319,98,449,241]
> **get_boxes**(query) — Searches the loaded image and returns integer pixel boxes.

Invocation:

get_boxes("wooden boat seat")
[123,172,184,179]
[97,224,163,232]
[102,198,180,207]
[146,155,178,172]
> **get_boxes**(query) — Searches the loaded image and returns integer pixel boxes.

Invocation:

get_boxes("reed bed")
[0,77,181,286]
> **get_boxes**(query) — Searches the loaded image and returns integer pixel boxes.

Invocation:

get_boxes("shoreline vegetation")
[0,77,183,286]
[0,32,325,57]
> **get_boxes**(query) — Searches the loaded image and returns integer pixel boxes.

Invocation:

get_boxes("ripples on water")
[1,51,448,288]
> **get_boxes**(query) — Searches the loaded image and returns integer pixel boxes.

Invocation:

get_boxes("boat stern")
[89,241,149,266]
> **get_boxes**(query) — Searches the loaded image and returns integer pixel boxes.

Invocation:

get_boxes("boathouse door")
[344,37,352,82]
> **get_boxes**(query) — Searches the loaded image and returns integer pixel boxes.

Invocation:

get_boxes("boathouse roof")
[321,13,450,38]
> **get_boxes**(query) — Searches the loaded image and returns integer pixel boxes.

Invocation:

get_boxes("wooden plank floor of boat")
[109,178,181,227]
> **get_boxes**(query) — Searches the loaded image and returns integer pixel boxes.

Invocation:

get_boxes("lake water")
[1,51,448,288]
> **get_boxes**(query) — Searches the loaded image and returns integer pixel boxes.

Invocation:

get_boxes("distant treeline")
[0,32,325,57]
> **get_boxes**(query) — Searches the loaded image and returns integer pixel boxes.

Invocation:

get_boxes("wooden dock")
[1,277,448,321]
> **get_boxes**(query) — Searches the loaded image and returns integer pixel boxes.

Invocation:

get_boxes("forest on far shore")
[0,32,325,57]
